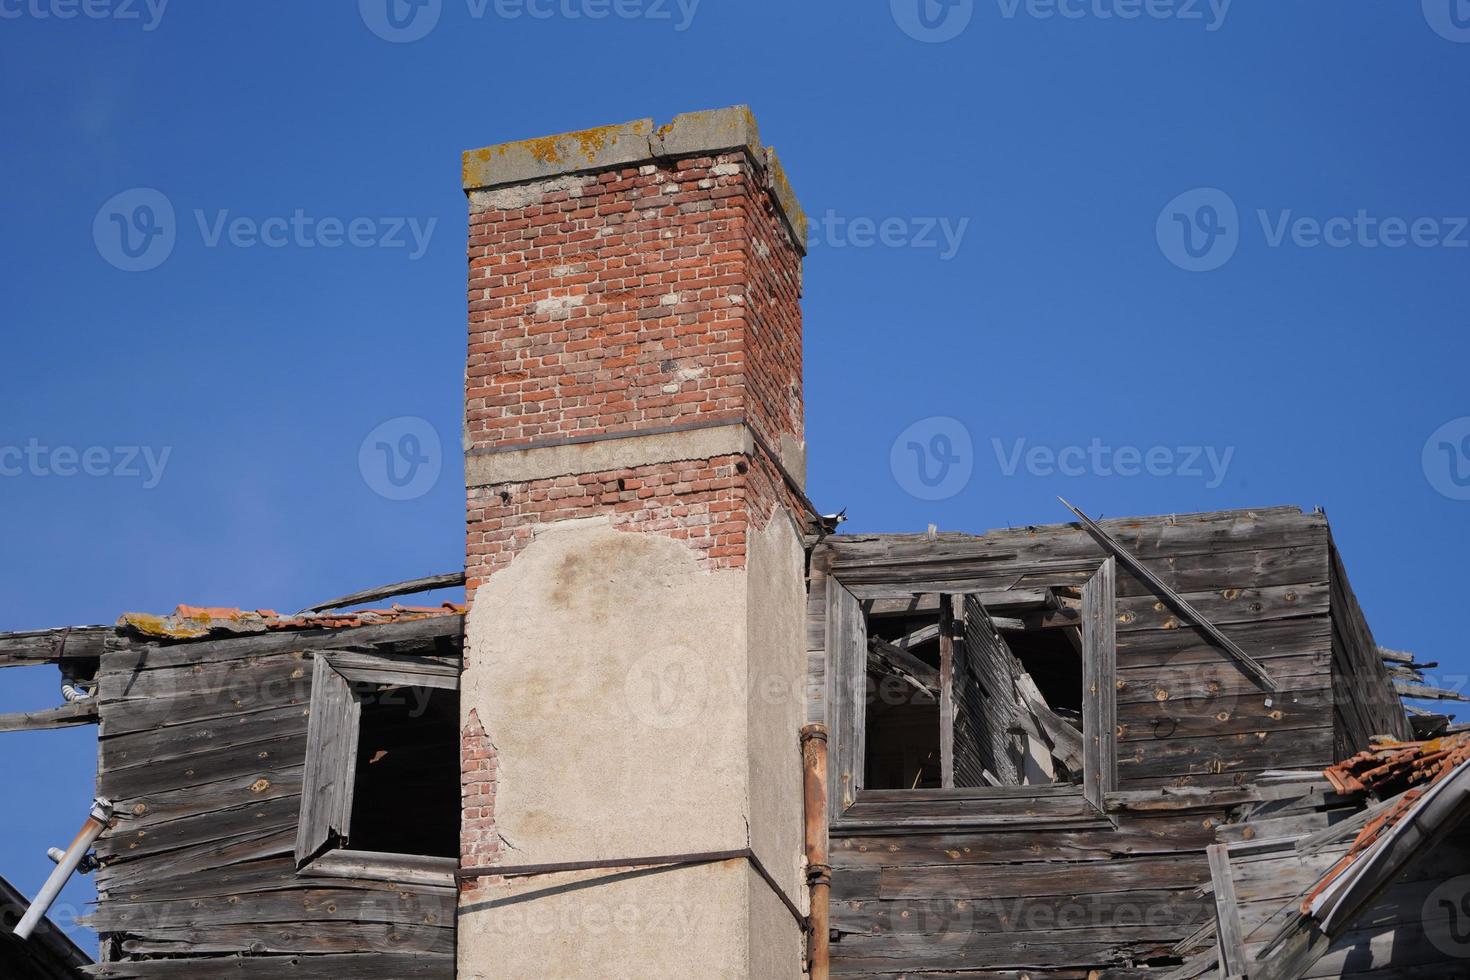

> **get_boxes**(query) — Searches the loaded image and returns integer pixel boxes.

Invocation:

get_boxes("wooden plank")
[295,658,357,865]
[301,573,464,614]
[299,850,456,890]
[85,953,453,978]
[0,625,117,666]
[1059,498,1278,692]
[939,595,955,789]
[878,854,1211,901]
[0,699,98,732]
[103,615,464,674]
[1208,844,1249,977]
[867,637,938,699]
[828,576,866,821]
[1083,558,1117,810]
[961,596,1021,786]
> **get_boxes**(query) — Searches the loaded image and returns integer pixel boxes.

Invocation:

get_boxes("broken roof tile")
[119,602,465,640]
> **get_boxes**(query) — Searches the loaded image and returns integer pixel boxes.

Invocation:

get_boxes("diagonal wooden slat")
[1058,497,1277,692]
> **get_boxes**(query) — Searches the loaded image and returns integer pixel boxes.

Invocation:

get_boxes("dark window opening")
[858,591,1091,791]
[865,607,944,790]
[1004,627,1084,726]
[348,684,460,858]
[865,698,942,789]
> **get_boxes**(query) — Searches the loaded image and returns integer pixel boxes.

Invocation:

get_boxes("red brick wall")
[463,148,806,598]
[460,708,499,878]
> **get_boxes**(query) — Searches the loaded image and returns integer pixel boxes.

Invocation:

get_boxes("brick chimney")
[458,108,810,979]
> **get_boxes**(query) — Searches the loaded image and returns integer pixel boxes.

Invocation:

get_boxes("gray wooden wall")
[83,618,460,979]
[808,507,1411,976]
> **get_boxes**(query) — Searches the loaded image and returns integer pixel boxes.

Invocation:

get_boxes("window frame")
[295,650,461,888]
[827,557,1118,827]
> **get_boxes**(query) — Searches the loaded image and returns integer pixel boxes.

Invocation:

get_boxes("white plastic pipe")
[15,798,112,941]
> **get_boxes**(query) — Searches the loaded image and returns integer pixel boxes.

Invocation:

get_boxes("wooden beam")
[1059,497,1277,692]
[1207,843,1249,979]
[1393,680,1470,702]
[867,637,938,699]
[0,625,115,668]
[300,572,465,614]
[866,588,1057,619]
[892,622,940,651]
[0,700,99,733]
[1082,558,1117,811]
[938,594,955,790]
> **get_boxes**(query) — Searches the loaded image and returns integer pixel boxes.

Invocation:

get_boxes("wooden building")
[802,504,1465,977]
[3,503,1467,977]
[1,600,465,978]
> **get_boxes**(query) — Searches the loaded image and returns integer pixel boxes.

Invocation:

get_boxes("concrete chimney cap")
[461,105,807,248]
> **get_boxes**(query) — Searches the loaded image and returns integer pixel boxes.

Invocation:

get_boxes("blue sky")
[2,0,1468,950]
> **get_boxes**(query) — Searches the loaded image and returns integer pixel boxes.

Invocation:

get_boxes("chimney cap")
[462,105,806,248]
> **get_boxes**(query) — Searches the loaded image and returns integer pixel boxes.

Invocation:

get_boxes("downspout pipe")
[15,798,112,941]
[801,724,830,980]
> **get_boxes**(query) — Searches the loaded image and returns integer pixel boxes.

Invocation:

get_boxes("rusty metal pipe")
[801,724,830,980]
[15,798,112,941]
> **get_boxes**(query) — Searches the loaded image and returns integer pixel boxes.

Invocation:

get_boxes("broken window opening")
[832,561,1117,818]
[296,652,462,882]
[865,609,943,790]
[348,684,460,859]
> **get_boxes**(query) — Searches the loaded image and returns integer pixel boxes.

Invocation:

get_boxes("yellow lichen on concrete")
[117,612,210,639]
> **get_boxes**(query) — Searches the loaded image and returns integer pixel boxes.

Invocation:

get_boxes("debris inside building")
[3,107,1469,978]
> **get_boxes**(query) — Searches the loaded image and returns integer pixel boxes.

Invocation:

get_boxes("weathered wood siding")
[1328,537,1415,757]
[84,618,461,978]
[810,507,1352,792]
[809,508,1417,975]
[827,788,1224,976]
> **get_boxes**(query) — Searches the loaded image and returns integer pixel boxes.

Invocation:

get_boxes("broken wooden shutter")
[961,595,1021,786]
[1082,558,1118,810]
[295,656,362,865]
[828,577,866,821]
